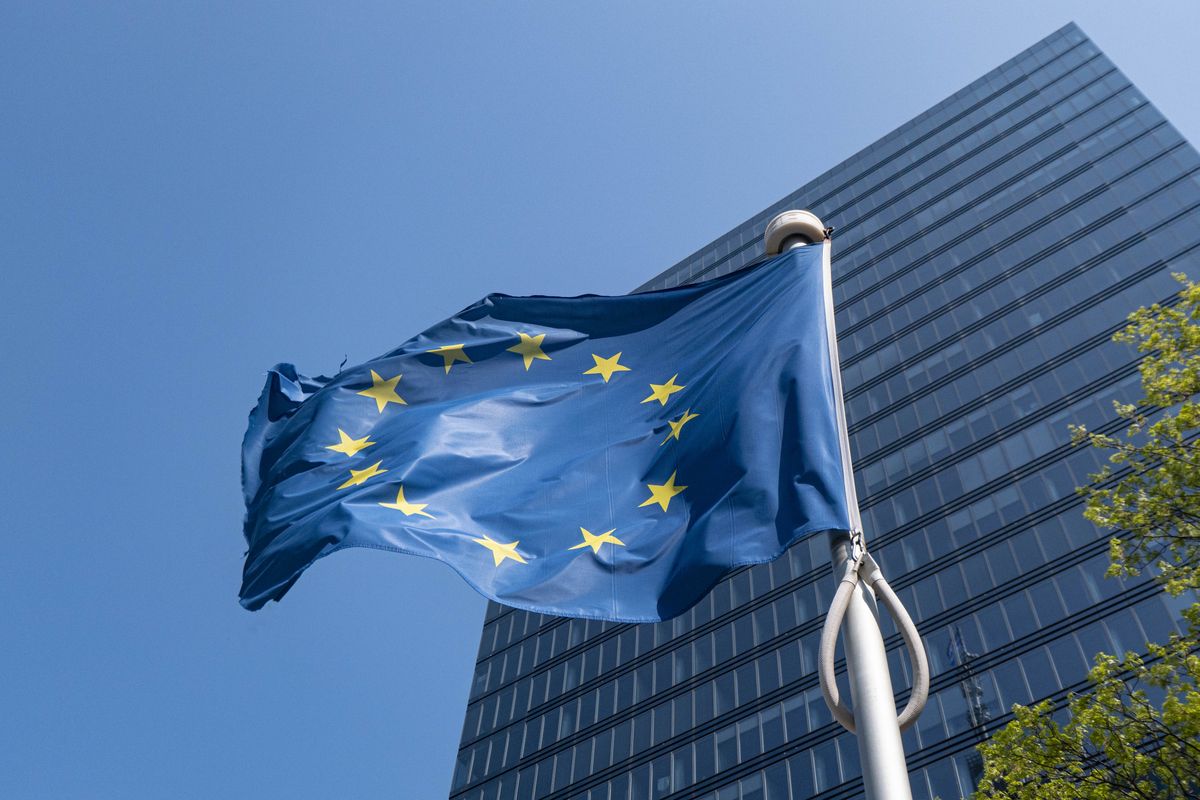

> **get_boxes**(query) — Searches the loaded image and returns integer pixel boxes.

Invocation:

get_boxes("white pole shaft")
[831,535,912,800]
[775,222,914,800]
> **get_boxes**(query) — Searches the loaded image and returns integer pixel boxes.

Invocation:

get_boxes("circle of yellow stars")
[322,331,699,570]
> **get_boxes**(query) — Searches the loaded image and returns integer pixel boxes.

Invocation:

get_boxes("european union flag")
[240,244,853,622]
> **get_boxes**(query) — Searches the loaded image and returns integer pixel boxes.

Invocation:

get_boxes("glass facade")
[450,23,1200,800]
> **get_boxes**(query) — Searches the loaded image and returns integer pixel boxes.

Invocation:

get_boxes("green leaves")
[975,609,1200,800]
[975,276,1200,799]
[1075,275,1200,595]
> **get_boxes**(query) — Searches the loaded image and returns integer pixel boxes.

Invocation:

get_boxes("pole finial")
[764,209,826,255]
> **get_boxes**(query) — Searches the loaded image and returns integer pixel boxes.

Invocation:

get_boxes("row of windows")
[837,110,1149,340]
[818,37,1098,253]
[841,155,1197,412]
[829,48,1113,298]
[454,586,1185,799]
[661,27,1093,297]
[859,367,1140,501]
[844,257,1183,438]
[903,102,1164,246]
[836,105,1167,353]
[862,392,1129,540]
[455,685,856,800]
[865,427,1098,541]
[839,115,1183,367]
[680,743,983,800]
[835,56,1117,283]
[644,30,1091,293]
[820,25,1085,206]
[1141,193,1200,271]
[862,323,1138,501]
[876,489,1101,597]
[901,536,1113,651]
[859,370,1139,525]
[828,70,1117,306]
[849,331,1134,465]
[845,252,1124,422]
[838,132,1190,362]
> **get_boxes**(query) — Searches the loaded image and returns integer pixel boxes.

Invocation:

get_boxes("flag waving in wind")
[240,243,852,622]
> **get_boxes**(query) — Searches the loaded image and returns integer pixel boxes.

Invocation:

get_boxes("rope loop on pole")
[817,545,930,734]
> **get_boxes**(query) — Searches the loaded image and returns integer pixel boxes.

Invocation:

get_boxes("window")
[715,725,738,771]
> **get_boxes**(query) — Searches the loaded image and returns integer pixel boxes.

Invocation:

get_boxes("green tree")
[975,275,1200,799]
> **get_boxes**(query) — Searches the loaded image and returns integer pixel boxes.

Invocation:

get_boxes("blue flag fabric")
[240,245,852,622]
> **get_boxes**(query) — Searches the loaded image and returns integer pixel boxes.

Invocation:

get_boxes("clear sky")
[2,2,1197,797]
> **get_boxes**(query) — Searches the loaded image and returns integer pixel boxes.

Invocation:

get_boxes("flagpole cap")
[764,210,826,255]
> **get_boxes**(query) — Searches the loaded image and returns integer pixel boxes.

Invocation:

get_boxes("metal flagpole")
[764,210,928,800]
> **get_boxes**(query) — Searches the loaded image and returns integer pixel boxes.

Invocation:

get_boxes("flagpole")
[765,211,920,800]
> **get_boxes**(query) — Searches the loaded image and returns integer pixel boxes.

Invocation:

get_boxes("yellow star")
[583,352,631,383]
[661,409,700,445]
[427,344,472,374]
[357,370,407,412]
[507,332,551,370]
[639,470,687,512]
[568,527,625,554]
[325,428,376,457]
[338,460,387,490]
[472,535,527,566]
[641,374,685,406]
[378,485,434,518]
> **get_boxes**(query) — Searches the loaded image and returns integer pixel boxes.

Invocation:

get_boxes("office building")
[450,22,1200,800]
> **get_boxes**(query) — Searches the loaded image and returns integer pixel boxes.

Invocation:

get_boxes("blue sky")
[2,2,1198,797]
